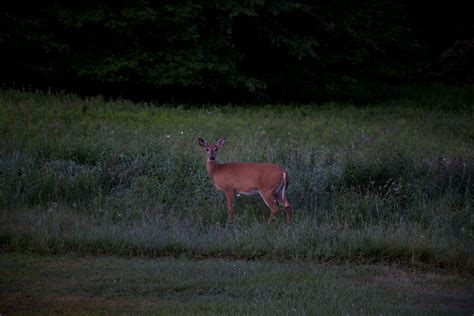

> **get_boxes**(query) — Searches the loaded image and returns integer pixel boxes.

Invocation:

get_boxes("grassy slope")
[0,88,473,271]
[1,253,473,315]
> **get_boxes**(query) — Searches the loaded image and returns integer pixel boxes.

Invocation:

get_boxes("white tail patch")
[280,171,287,198]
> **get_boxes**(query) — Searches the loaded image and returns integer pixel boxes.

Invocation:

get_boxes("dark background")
[1,0,473,103]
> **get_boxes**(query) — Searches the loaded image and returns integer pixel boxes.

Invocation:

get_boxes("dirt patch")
[1,292,162,314]
[369,267,474,313]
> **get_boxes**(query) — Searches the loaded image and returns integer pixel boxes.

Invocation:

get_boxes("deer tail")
[276,170,289,200]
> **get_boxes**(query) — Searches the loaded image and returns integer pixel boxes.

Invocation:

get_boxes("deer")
[198,138,292,224]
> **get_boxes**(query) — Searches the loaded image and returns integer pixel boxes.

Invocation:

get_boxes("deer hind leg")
[259,190,280,223]
[277,196,292,224]
[275,174,292,224]
[224,190,235,223]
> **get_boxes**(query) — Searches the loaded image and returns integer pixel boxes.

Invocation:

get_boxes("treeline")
[1,0,472,102]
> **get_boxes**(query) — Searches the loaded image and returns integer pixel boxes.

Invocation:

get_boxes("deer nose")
[209,157,215,160]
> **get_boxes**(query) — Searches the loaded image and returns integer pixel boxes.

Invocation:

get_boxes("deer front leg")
[224,190,235,223]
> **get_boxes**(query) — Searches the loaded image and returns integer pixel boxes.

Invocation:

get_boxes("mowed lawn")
[1,253,473,315]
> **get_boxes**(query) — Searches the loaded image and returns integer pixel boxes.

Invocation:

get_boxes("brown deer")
[198,138,292,224]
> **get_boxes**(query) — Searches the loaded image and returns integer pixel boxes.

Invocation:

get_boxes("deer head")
[198,138,226,161]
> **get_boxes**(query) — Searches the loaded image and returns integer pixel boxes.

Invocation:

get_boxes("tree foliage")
[0,1,471,101]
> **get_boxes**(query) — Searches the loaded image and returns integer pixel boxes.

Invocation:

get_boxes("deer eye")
[214,148,218,151]
[206,148,210,152]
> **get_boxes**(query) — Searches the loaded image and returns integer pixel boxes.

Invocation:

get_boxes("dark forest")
[1,0,473,102]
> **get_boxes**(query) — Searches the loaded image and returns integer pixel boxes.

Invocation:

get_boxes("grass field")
[1,253,473,314]
[0,86,473,312]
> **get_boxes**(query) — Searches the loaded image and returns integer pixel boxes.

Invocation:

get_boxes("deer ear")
[216,138,226,148]
[198,138,207,147]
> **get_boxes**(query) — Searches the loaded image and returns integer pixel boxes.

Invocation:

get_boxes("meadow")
[0,86,473,273]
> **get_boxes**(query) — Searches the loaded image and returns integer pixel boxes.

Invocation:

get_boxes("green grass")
[1,253,473,314]
[0,87,473,271]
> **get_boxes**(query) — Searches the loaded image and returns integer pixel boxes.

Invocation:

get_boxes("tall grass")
[0,87,473,271]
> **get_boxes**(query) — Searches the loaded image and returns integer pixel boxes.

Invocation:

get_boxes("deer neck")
[206,159,220,178]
